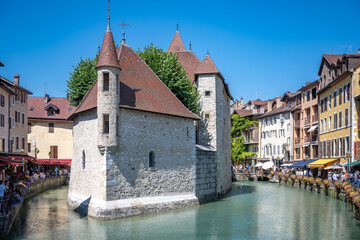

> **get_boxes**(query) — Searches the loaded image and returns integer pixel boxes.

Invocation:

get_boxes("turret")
[96,11,121,149]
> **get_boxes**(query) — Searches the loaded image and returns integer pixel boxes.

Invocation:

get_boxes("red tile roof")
[258,105,293,118]
[232,109,253,117]
[28,96,75,121]
[168,31,186,52]
[323,54,343,65]
[195,55,220,75]
[70,44,200,121]
[96,30,120,69]
[175,51,201,82]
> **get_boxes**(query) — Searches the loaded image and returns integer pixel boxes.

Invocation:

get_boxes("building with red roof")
[27,94,74,164]
[68,12,227,220]
[167,28,233,196]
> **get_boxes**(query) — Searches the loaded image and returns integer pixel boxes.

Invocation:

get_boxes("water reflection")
[3,182,360,240]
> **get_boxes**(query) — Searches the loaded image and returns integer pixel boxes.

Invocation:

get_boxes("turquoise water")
[3,182,360,240]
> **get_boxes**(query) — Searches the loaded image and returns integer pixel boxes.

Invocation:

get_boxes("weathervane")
[118,18,130,44]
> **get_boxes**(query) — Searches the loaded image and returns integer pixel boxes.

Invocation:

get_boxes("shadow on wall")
[198,113,213,146]
[120,82,140,107]
[74,197,91,218]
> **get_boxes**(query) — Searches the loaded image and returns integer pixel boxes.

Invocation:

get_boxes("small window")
[103,72,109,91]
[68,108,72,112]
[27,143,31,153]
[205,113,210,119]
[21,137,25,150]
[82,150,86,169]
[28,123,31,133]
[49,123,54,133]
[103,114,109,134]
[22,113,25,124]
[149,151,155,168]
[205,91,211,96]
[29,107,34,111]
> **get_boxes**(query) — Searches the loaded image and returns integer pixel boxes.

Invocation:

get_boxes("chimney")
[276,97,283,108]
[45,94,50,104]
[14,75,20,85]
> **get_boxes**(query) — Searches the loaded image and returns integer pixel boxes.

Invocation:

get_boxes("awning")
[343,160,360,167]
[289,159,318,168]
[308,125,318,133]
[0,157,23,167]
[0,153,35,161]
[35,159,71,166]
[308,158,339,168]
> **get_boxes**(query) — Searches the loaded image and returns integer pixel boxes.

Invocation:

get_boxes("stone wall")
[68,109,107,202]
[195,146,217,202]
[106,108,197,200]
[215,75,232,194]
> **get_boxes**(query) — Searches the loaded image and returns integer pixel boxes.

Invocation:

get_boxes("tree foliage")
[138,44,201,114]
[231,114,258,163]
[66,57,98,106]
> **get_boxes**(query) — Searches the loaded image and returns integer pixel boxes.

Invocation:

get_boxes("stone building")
[27,94,74,166]
[168,28,233,195]
[67,15,230,219]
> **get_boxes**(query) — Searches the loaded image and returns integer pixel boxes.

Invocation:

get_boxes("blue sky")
[1,0,360,103]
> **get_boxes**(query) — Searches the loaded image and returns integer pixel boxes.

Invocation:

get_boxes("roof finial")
[207,49,210,56]
[176,23,178,31]
[98,45,101,53]
[118,18,130,44]
[107,0,111,31]
[189,41,192,51]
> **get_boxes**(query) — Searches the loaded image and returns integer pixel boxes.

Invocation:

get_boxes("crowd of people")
[232,161,360,190]
[0,165,70,215]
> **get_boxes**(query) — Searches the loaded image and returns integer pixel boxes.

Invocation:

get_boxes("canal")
[3,181,360,240]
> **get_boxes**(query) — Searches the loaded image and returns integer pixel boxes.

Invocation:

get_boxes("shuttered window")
[49,123,54,133]
[50,145,58,159]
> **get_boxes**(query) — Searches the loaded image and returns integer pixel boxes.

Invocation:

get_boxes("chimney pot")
[45,94,50,103]
[14,75,20,85]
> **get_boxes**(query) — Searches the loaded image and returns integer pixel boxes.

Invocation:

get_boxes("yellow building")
[27,95,74,162]
[351,62,360,160]
[318,53,360,164]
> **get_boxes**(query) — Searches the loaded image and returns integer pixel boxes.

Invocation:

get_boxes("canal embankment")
[235,172,360,221]
[0,176,68,235]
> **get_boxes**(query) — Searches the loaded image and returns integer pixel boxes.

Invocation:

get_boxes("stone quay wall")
[0,176,67,235]
[195,147,217,203]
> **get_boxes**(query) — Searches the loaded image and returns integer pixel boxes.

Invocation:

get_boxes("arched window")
[82,150,86,169]
[149,151,155,168]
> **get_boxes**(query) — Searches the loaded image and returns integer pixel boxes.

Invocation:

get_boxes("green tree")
[231,114,258,163]
[66,55,99,106]
[138,44,201,114]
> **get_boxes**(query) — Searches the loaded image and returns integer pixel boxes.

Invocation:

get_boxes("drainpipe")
[350,75,353,163]
[7,94,11,153]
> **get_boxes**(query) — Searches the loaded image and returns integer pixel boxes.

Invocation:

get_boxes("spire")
[96,1,120,69]
[167,26,186,52]
[207,49,210,56]
[107,0,111,31]
[189,41,192,51]
[177,23,179,31]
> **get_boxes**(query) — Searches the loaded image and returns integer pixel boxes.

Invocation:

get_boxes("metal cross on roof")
[118,18,129,44]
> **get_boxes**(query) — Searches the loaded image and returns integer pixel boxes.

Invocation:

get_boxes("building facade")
[0,74,31,155]
[293,80,319,160]
[27,95,74,161]
[318,53,360,163]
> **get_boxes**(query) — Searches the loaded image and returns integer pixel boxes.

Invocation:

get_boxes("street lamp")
[277,156,280,169]
[20,148,25,172]
[346,151,351,181]
[48,151,52,170]
[305,155,309,176]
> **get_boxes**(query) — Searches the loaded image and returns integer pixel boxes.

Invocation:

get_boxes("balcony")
[305,117,310,126]
[304,135,310,143]
[295,138,300,144]
[295,153,301,159]
[312,115,318,123]
[311,135,318,144]
[295,120,300,128]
